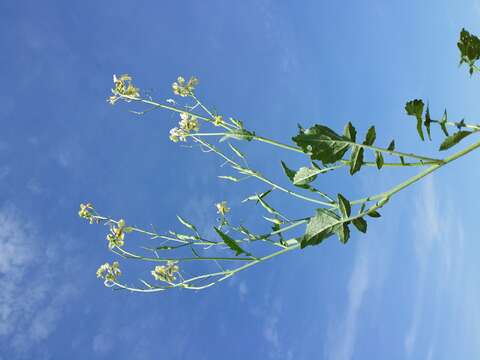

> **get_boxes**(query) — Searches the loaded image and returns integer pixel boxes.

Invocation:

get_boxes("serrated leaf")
[387,140,395,151]
[364,126,376,146]
[218,175,240,182]
[375,151,384,170]
[367,210,381,218]
[349,146,364,175]
[337,193,351,218]
[439,130,472,151]
[228,143,246,160]
[176,215,198,232]
[343,122,357,142]
[424,106,432,140]
[458,28,480,75]
[405,99,425,141]
[352,217,367,233]
[293,167,318,185]
[336,223,350,244]
[214,227,250,256]
[298,209,340,248]
[292,125,351,165]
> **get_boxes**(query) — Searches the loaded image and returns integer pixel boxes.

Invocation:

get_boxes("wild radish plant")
[80,29,480,293]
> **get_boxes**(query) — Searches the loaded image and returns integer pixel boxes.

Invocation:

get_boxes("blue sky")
[1,0,480,359]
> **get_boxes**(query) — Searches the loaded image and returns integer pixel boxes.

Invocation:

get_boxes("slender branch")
[351,138,480,205]
[191,135,336,207]
[111,240,300,293]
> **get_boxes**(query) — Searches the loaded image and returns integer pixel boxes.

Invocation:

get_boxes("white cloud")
[404,176,464,357]
[326,252,370,360]
[0,206,79,354]
[238,280,248,301]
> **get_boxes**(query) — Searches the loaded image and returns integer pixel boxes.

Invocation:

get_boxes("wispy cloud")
[325,251,370,360]
[404,176,465,357]
[0,206,79,355]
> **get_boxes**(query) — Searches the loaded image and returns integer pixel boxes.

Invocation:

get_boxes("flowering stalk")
[82,28,480,293]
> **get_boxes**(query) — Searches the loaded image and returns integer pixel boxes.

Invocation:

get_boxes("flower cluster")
[169,112,200,142]
[78,203,96,224]
[172,76,198,97]
[108,74,140,105]
[179,112,199,132]
[96,261,121,282]
[151,261,180,283]
[216,201,230,216]
[106,219,128,249]
[213,115,224,127]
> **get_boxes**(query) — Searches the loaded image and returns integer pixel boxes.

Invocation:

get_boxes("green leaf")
[218,175,240,182]
[440,110,449,136]
[176,215,198,232]
[399,156,405,165]
[229,117,244,129]
[292,125,351,165]
[349,146,364,175]
[367,210,381,218]
[293,167,318,185]
[405,99,425,141]
[263,216,282,225]
[375,151,384,170]
[228,143,246,160]
[343,122,357,142]
[256,196,281,217]
[280,161,296,182]
[458,28,480,75]
[214,227,250,256]
[298,209,340,248]
[337,193,351,218]
[281,161,327,195]
[439,130,472,151]
[221,128,255,142]
[364,126,376,146]
[242,189,272,203]
[352,217,367,233]
[387,140,395,151]
[424,106,432,140]
[336,223,350,244]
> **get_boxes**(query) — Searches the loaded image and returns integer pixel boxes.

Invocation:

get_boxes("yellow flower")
[96,261,121,282]
[169,127,188,142]
[216,201,230,216]
[78,203,96,224]
[106,219,127,249]
[151,261,180,283]
[179,112,200,132]
[109,74,140,104]
[213,115,224,126]
[172,76,198,97]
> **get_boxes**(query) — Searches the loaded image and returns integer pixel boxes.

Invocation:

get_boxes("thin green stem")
[340,159,438,167]
[192,135,335,207]
[114,246,256,262]
[111,240,300,293]
[351,138,480,205]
